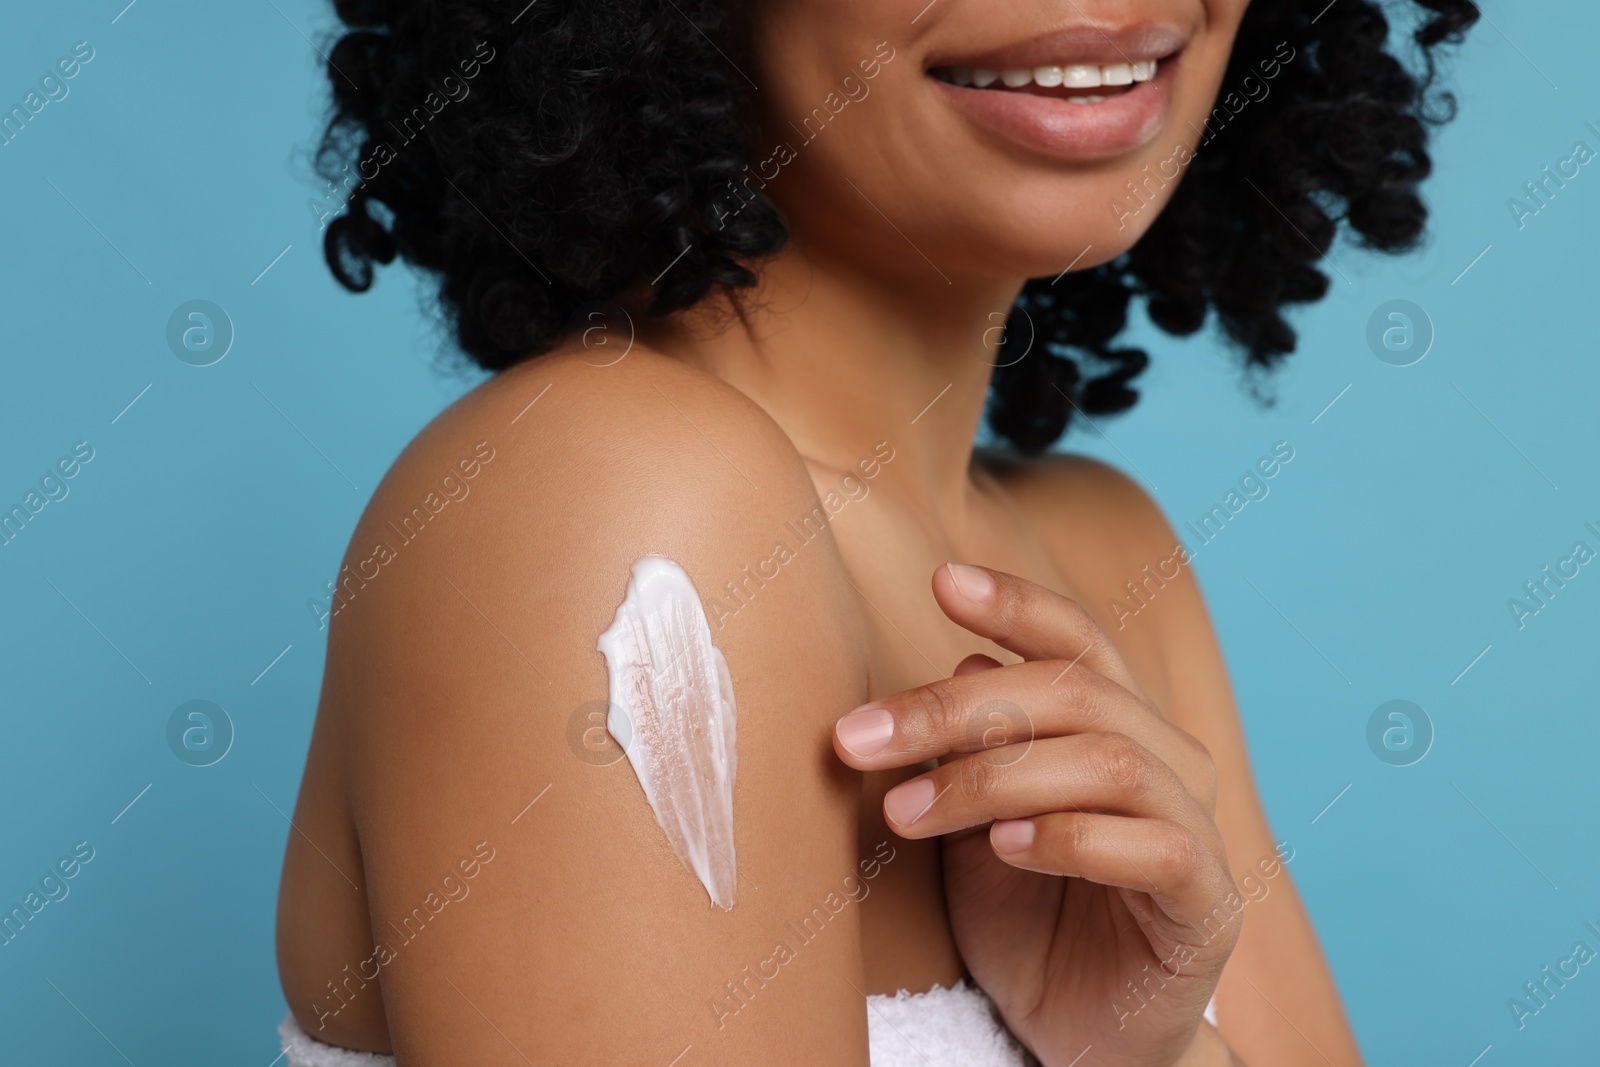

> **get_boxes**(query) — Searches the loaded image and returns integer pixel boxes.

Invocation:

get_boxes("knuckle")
[1042,669,1085,720]
[1091,732,1149,792]
[907,682,962,742]
[1059,594,1097,633]
[1042,654,1084,691]
[1060,812,1094,856]
[955,753,1003,805]
[1045,666,1101,729]
[1074,673,1118,729]
[1151,824,1202,885]
[1059,595,1106,648]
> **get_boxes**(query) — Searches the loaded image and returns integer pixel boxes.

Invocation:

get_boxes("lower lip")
[931,55,1179,161]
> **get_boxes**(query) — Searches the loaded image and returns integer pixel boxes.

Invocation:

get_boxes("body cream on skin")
[598,555,738,910]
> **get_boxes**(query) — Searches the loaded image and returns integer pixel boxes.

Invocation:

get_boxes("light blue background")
[1,1,1595,1063]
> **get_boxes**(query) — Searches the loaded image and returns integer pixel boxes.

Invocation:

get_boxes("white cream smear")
[597,555,738,910]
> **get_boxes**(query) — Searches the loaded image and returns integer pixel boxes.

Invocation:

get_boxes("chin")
[923,172,1182,281]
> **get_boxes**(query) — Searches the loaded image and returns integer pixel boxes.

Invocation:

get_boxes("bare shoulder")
[981,449,1176,564]
[980,450,1196,714]
[334,343,866,656]
[367,343,819,537]
[292,345,875,1062]
[981,449,1187,616]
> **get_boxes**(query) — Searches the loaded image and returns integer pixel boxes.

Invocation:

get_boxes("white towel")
[866,980,1033,1066]
[279,979,1032,1066]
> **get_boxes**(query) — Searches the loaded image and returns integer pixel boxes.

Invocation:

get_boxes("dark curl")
[316,0,1476,454]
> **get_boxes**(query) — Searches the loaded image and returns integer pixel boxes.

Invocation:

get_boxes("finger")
[988,812,1240,954]
[953,652,1002,676]
[833,660,1179,772]
[880,733,1203,841]
[934,563,1141,693]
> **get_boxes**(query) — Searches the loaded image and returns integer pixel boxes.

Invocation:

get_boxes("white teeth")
[1067,95,1108,106]
[947,58,1161,92]
[1062,64,1101,88]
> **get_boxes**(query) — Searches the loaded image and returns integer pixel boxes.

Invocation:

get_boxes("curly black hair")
[315,0,1477,455]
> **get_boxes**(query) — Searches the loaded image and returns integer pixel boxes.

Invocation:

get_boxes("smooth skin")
[278,354,876,1065]
[278,0,1367,1063]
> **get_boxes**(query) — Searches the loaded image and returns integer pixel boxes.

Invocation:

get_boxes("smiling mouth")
[931,58,1165,105]
[925,22,1187,159]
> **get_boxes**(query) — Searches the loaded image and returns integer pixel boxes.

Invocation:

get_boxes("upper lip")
[926,22,1189,71]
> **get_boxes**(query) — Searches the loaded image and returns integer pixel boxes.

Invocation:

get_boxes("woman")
[276,0,1474,1063]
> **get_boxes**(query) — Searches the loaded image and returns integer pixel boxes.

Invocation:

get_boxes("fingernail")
[991,819,1035,853]
[836,707,895,758]
[946,563,995,605]
[884,778,938,826]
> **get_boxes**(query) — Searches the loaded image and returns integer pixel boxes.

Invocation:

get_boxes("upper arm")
[1016,455,1363,1066]
[316,352,873,1064]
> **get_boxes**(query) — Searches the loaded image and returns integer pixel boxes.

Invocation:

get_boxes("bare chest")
[820,488,1071,994]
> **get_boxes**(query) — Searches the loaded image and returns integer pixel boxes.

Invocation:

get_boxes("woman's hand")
[833,564,1243,1067]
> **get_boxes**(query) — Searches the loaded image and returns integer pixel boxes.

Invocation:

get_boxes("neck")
[641,239,1024,525]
